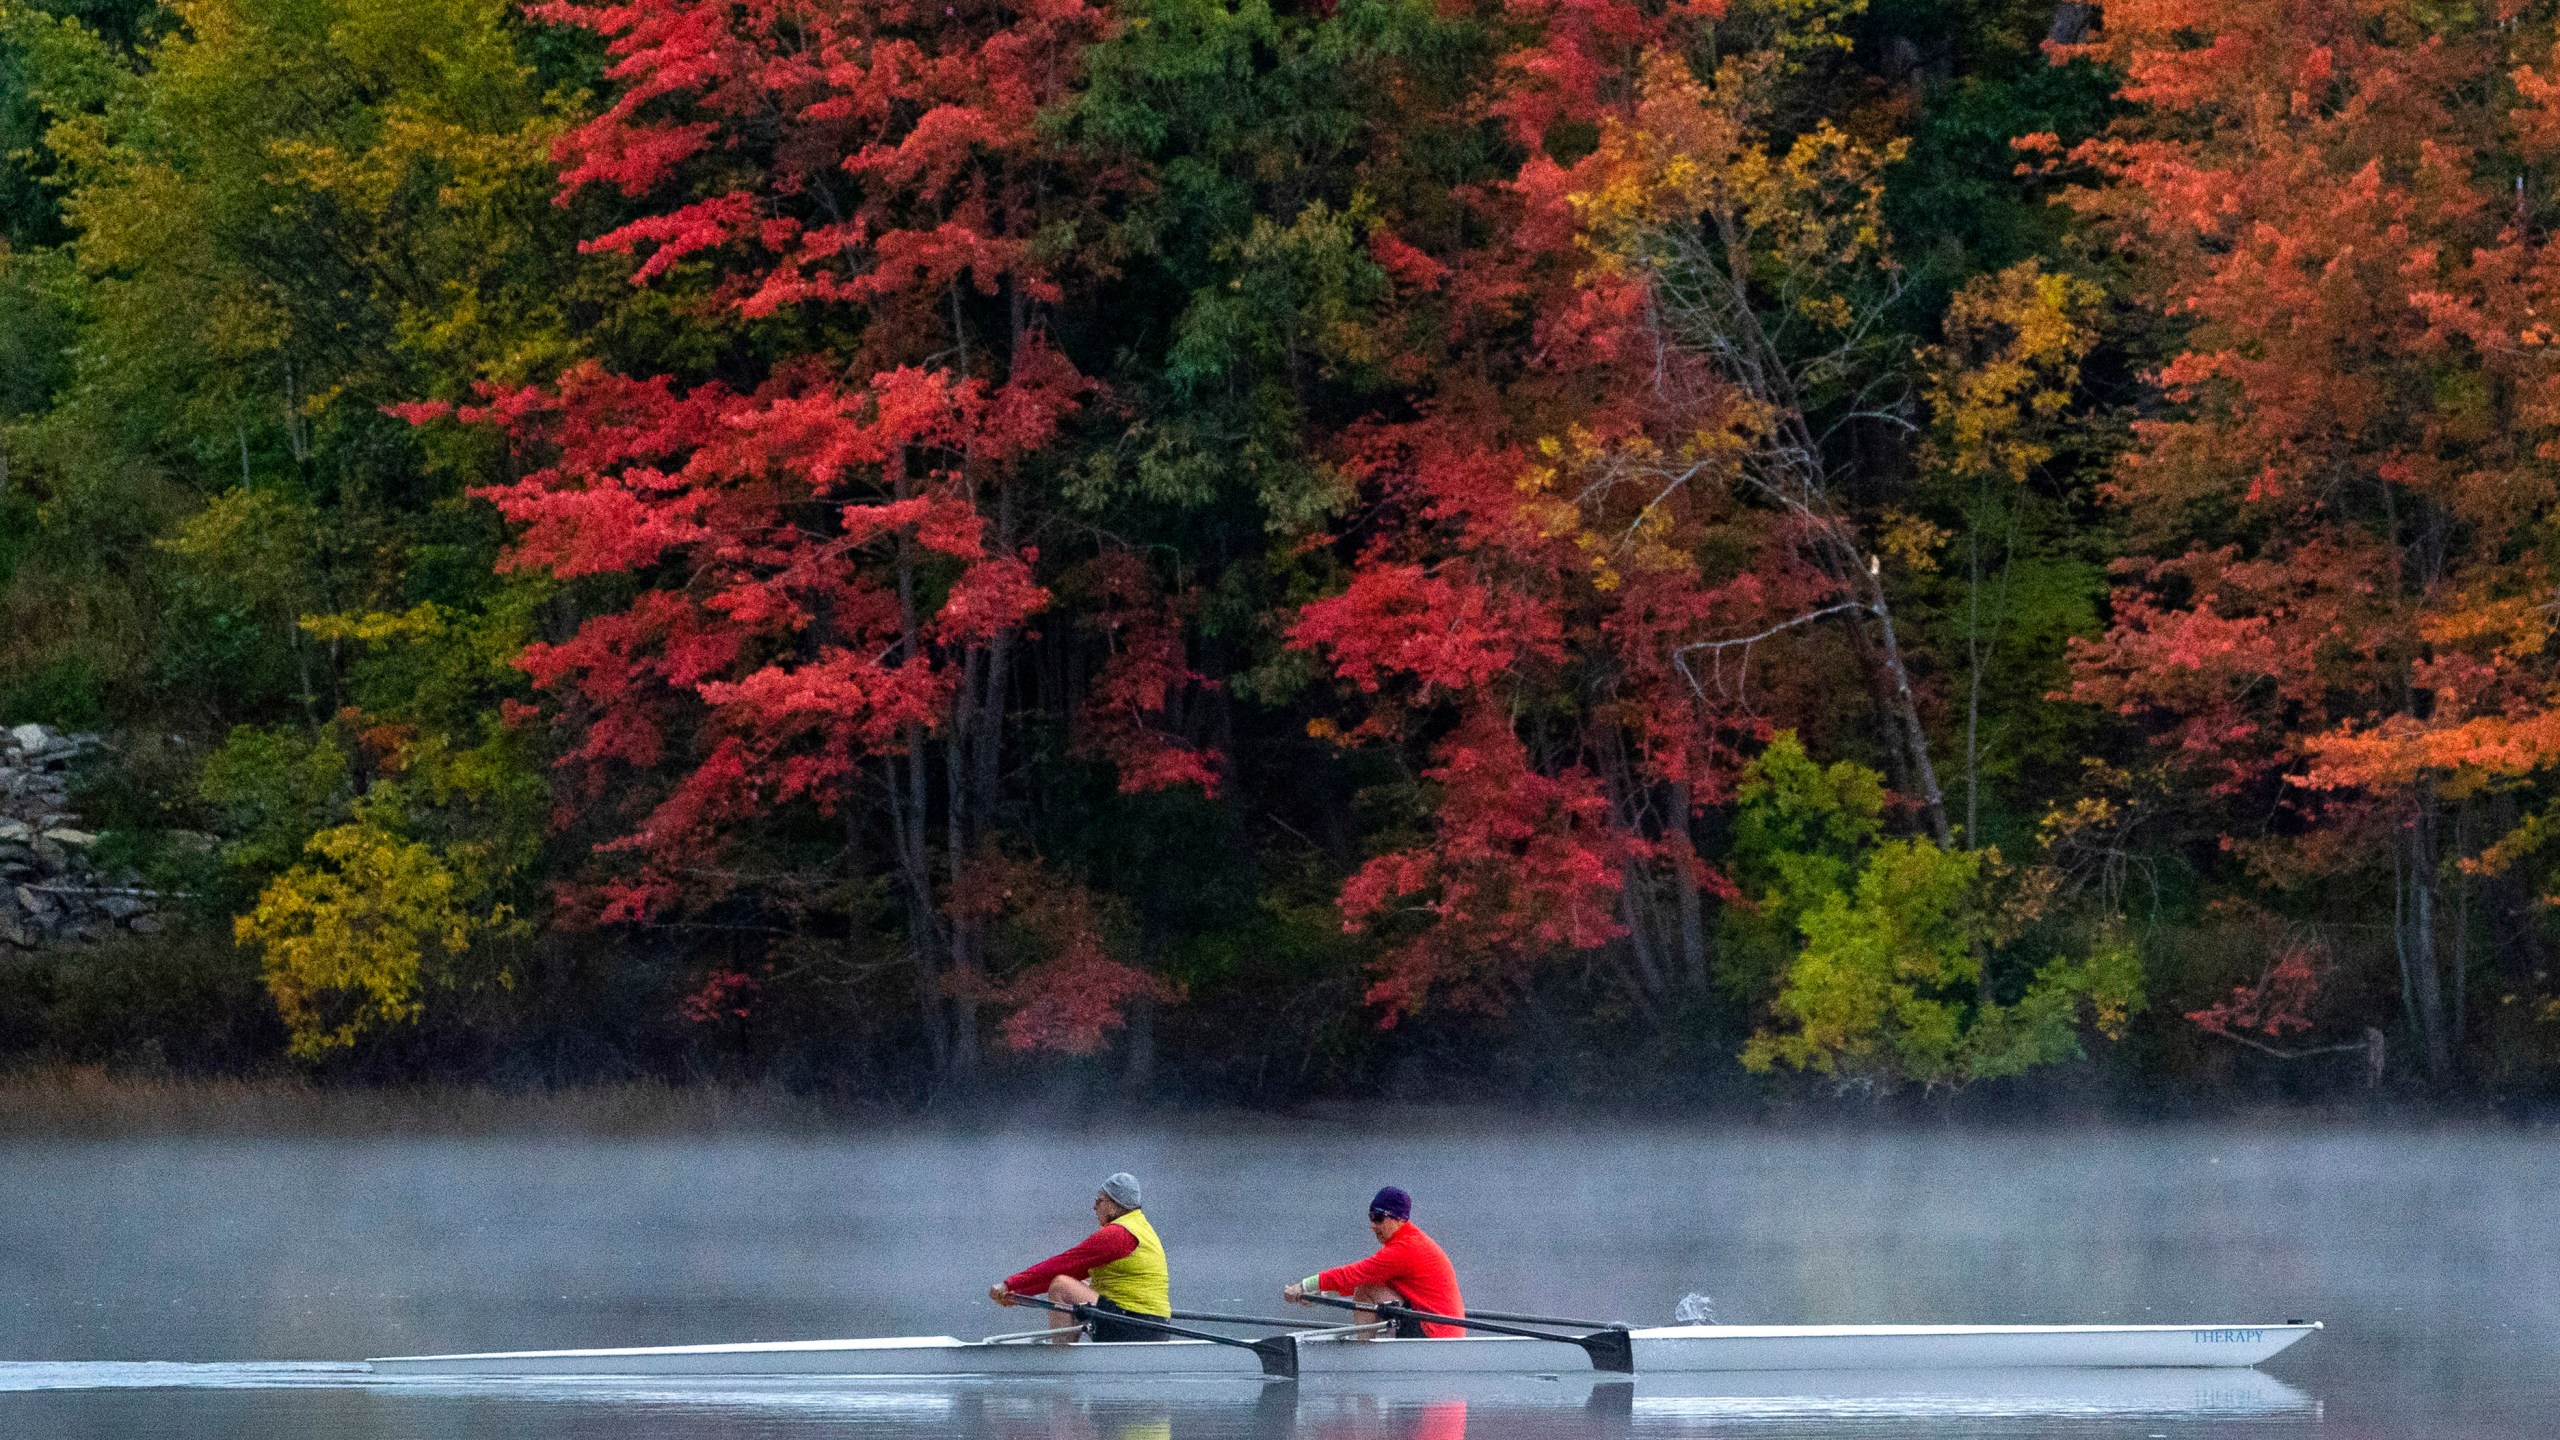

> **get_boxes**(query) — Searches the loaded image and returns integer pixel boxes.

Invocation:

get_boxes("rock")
[0,727,125,951]
[127,915,163,935]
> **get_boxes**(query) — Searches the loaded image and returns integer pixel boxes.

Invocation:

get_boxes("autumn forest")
[2,0,2557,1106]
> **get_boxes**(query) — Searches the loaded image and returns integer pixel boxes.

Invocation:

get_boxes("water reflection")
[0,1364,2318,1434]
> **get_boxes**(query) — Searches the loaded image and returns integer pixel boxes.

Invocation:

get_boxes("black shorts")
[1086,1296,1171,1343]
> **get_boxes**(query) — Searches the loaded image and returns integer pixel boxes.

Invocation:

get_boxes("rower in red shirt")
[1280,1186,1467,1337]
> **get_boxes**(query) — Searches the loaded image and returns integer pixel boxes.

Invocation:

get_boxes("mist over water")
[0,1122,2547,1438]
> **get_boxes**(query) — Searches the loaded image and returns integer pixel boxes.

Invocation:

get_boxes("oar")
[1296,1292,1634,1373]
[1468,1307,1631,1330]
[1004,1294,1300,1380]
[1167,1308,1338,1330]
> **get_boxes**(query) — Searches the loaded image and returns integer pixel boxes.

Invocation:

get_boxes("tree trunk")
[1857,564,1953,848]
[1120,988,1156,1099]
[1815,520,1952,847]
[1616,863,1668,1021]
[974,471,1018,833]
[1668,782,1708,993]
[890,450,963,1080]
[2451,802,2469,1054]
[2483,792,2544,1076]
[1657,214,1953,847]
[887,750,947,1074]
[943,688,980,1081]
[1780,417,1951,847]
[1962,483,1988,849]
[2398,802,2452,1083]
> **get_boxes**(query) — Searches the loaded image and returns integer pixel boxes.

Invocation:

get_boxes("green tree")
[2,0,600,727]
[1731,731,2142,1089]
[0,0,589,1056]
[1907,260,2109,852]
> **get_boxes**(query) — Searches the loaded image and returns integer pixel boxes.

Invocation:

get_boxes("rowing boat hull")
[366,1322,2315,1378]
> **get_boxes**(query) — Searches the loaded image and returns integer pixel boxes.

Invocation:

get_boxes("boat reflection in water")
[0,1362,2319,1438]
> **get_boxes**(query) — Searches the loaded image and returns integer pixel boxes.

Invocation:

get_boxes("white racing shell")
[367,1321,2317,1379]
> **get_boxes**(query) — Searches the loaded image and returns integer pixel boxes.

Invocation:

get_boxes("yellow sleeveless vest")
[1088,1208,1170,1317]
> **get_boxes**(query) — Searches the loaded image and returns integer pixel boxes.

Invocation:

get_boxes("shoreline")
[0,1064,2549,1138]
[0,1066,887,1138]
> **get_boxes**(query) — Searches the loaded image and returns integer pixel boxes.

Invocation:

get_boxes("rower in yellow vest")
[990,1172,1172,1343]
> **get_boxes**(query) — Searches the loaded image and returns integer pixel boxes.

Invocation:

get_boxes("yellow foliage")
[2417,592,2553,661]
[158,488,321,611]
[1876,508,1950,574]
[299,601,453,647]
[1570,53,1904,305]
[1923,261,2104,487]
[235,821,500,1060]
[1763,0,1871,63]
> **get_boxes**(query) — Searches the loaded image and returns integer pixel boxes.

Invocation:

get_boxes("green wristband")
[1301,1275,1321,1292]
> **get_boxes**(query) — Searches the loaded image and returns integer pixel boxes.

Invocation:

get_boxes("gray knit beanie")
[1100,1172,1142,1208]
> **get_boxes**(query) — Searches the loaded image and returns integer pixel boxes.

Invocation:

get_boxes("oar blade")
[1579,1327,1635,1374]
[1250,1333,1300,1380]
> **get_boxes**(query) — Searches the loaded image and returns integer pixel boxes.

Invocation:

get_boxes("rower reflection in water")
[1282,1186,1468,1337]
[989,1171,1173,1343]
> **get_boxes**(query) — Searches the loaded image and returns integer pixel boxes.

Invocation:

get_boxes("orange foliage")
[2062,1,2560,879]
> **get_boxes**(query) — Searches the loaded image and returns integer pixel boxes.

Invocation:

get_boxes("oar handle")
[1293,1292,1634,1373]
[1003,1293,1300,1380]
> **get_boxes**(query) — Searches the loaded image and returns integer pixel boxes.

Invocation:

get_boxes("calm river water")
[0,1121,2547,1438]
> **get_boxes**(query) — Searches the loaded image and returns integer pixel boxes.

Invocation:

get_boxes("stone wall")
[0,724,163,948]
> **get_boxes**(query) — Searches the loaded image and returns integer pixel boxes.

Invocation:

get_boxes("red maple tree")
[402,0,1201,1076]
[1282,4,1900,1025]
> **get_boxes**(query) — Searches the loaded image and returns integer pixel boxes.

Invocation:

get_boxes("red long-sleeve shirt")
[1316,1222,1467,1337]
[1005,1223,1138,1295]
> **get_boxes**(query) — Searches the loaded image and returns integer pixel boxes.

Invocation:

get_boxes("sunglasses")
[1368,1209,1394,1222]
